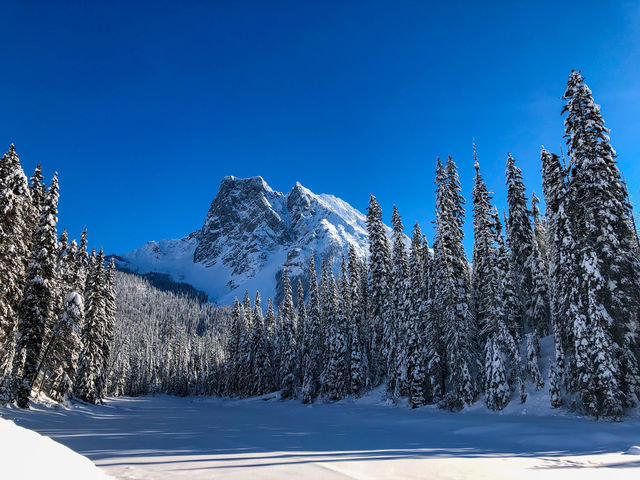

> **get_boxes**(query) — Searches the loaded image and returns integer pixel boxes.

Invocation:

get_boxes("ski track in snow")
[2,391,640,480]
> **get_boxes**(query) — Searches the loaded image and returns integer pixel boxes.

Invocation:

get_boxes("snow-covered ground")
[2,391,639,479]
[0,415,111,479]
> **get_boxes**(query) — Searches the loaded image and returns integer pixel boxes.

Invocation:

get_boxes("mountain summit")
[115,176,378,305]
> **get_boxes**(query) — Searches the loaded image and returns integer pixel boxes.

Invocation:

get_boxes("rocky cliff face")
[116,176,380,305]
[194,176,291,274]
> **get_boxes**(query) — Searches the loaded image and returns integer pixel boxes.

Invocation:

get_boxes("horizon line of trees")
[0,147,116,408]
[221,70,640,419]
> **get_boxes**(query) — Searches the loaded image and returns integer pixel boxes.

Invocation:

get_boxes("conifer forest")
[2,71,639,424]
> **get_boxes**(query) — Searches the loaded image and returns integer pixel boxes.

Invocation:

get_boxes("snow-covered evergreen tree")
[296,278,306,365]
[468,154,519,409]
[96,257,116,399]
[301,250,322,403]
[74,249,106,404]
[505,153,536,337]
[366,194,392,385]
[484,336,509,411]
[262,298,277,391]
[75,229,89,292]
[470,144,494,347]
[273,301,283,385]
[437,157,477,410]
[48,291,84,401]
[249,292,263,395]
[430,159,451,404]
[320,260,332,367]
[348,244,367,396]
[492,211,522,392]
[0,145,33,401]
[227,297,243,395]
[243,290,252,324]
[388,205,409,399]
[279,268,298,399]
[251,293,275,395]
[541,148,571,399]
[236,298,252,397]
[562,70,640,415]
[12,173,60,408]
[25,164,46,255]
[358,259,371,383]
[423,235,443,403]
[406,223,426,408]
[27,164,46,227]
[321,270,347,401]
[40,236,84,400]
[501,221,523,346]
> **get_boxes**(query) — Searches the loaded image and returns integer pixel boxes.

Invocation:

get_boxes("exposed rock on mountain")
[116,176,381,305]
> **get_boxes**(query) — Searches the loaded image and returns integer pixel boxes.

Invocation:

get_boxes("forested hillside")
[107,271,230,397]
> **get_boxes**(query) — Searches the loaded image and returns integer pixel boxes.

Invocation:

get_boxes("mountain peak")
[221,175,272,192]
[290,180,313,196]
[118,176,380,305]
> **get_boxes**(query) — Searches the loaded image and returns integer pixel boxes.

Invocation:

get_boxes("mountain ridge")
[114,176,387,305]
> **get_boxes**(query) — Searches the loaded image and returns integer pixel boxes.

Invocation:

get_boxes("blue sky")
[2,1,640,255]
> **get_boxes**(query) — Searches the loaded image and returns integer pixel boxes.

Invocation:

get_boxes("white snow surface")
[116,177,401,305]
[0,414,111,479]
[2,388,640,480]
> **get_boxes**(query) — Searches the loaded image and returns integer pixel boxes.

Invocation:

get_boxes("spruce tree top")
[1,144,31,215]
[562,70,615,169]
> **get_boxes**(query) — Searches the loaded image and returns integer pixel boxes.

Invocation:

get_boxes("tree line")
[221,71,640,419]
[0,148,116,408]
[2,71,637,419]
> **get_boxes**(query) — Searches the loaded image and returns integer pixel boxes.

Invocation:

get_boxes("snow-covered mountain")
[114,176,383,305]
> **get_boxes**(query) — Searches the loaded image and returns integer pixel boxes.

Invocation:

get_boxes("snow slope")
[0,415,111,480]
[2,394,639,479]
[115,176,394,305]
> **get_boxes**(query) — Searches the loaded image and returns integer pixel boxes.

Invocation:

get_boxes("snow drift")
[0,416,111,479]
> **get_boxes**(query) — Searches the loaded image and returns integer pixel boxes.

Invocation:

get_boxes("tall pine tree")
[505,153,536,338]
[321,270,347,401]
[436,157,477,409]
[13,173,60,408]
[388,206,410,399]
[301,250,322,403]
[366,194,392,385]
[279,268,299,399]
[407,223,426,408]
[471,147,496,350]
[74,249,106,404]
[0,145,33,401]
[348,244,367,396]
[562,71,640,416]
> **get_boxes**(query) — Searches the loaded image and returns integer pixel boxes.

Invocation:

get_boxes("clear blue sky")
[2,1,640,255]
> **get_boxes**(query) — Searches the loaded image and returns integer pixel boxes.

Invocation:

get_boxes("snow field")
[2,392,639,480]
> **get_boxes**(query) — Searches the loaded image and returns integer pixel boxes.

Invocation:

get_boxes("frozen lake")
[2,393,640,479]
